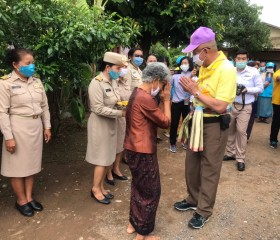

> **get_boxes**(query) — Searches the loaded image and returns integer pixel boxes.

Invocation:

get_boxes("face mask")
[133,57,143,67]
[109,70,120,80]
[119,68,128,77]
[193,49,206,66]
[151,81,160,97]
[180,64,189,72]
[19,63,35,77]
[236,62,247,69]
[260,67,265,72]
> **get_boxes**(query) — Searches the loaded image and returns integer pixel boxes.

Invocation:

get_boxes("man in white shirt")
[224,49,263,171]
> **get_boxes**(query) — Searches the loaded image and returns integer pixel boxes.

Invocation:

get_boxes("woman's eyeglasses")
[134,54,143,58]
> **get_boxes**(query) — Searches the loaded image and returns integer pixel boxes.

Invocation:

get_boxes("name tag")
[11,85,21,89]
[105,89,111,92]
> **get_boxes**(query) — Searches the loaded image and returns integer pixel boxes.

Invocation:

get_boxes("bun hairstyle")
[6,48,34,68]
[98,60,114,71]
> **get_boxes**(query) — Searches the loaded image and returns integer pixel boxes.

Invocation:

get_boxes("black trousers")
[247,100,258,140]
[169,101,190,145]
[270,104,280,143]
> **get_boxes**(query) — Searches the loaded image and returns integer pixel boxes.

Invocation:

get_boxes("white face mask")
[180,64,189,72]
[151,81,160,96]
[119,68,128,77]
[193,49,206,66]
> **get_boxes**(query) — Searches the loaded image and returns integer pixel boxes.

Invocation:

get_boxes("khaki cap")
[103,52,128,67]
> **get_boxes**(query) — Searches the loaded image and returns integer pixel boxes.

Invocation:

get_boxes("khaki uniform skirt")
[86,113,117,166]
[1,115,43,177]
[116,117,126,154]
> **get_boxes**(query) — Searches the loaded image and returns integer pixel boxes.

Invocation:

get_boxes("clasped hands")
[179,76,199,95]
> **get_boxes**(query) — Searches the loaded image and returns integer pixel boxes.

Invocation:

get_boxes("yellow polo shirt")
[197,51,237,117]
[272,69,280,105]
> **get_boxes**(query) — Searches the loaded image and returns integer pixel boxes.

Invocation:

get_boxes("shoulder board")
[0,74,11,80]
[95,75,103,82]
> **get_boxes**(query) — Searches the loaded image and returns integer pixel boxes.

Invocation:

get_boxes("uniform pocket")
[11,87,26,95]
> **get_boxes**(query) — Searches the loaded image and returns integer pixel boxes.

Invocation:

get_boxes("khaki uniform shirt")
[123,63,142,91]
[0,71,51,140]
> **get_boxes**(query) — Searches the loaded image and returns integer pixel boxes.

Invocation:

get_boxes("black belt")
[203,117,220,124]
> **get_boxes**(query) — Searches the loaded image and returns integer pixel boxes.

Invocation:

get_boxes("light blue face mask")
[236,61,247,70]
[133,57,143,67]
[19,63,35,77]
[109,70,120,80]
[260,67,265,72]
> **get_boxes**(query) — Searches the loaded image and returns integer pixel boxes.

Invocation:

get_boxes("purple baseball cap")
[182,27,216,53]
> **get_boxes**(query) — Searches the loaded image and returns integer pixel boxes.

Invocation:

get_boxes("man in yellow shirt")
[173,26,236,229]
[270,69,280,148]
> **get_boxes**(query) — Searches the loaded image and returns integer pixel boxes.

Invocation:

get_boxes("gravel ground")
[0,120,279,240]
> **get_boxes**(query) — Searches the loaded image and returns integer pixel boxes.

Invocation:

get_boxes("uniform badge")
[105,89,112,92]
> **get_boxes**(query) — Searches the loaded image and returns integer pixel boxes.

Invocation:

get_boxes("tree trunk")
[140,31,152,60]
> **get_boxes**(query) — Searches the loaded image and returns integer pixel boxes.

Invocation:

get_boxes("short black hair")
[146,54,157,61]
[247,61,257,67]
[6,48,34,67]
[128,47,143,59]
[235,49,249,58]
[179,56,194,71]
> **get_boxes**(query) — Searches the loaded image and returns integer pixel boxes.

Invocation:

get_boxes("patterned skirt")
[124,149,161,236]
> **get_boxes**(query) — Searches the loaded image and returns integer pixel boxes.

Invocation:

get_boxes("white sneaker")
[170,145,177,153]
[182,143,188,150]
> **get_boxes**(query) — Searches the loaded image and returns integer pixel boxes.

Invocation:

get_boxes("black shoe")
[112,171,128,181]
[188,212,209,229]
[105,176,115,186]
[223,155,236,161]
[237,162,245,171]
[28,200,43,211]
[15,202,34,217]
[90,190,111,204]
[103,192,114,199]
[174,199,196,211]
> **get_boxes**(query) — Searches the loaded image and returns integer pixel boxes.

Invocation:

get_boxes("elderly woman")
[124,62,171,240]
[86,52,127,205]
[124,47,143,91]
[0,48,51,217]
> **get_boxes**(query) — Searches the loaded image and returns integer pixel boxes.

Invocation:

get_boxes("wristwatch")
[194,91,200,98]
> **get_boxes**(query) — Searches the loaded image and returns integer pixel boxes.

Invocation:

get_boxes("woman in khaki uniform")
[123,47,143,91]
[106,67,131,184]
[0,48,51,217]
[86,52,127,205]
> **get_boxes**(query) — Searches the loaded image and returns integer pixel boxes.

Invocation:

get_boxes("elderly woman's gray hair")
[142,62,171,83]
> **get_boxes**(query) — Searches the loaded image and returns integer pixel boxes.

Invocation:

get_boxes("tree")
[106,0,209,56]
[206,0,271,51]
[0,0,140,132]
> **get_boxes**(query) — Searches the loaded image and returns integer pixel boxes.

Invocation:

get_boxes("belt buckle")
[33,115,38,119]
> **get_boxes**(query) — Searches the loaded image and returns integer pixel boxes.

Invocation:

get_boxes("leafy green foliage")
[0,0,140,130]
[106,0,208,55]
[206,0,271,51]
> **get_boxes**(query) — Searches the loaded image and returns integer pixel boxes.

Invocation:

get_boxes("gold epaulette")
[95,75,103,82]
[0,74,11,80]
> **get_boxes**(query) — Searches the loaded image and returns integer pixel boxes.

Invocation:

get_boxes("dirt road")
[0,120,279,240]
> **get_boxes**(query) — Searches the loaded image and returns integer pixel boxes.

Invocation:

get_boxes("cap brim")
[182,44,199,53]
